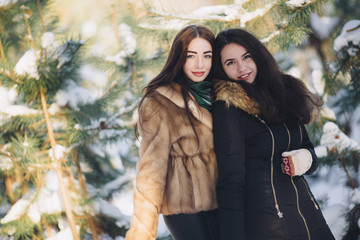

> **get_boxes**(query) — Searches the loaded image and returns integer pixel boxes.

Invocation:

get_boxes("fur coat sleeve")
[125,96,171,240]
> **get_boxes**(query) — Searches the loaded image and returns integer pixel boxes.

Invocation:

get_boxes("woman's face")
[220,43,257,84]
[183,37,213,83]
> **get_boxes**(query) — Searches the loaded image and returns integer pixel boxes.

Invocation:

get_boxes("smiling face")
[221,43,257,84]
[183,37,213,83]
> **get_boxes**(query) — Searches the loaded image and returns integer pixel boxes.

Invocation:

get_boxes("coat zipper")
[284,124,311,240]
[298,125,319,210]
[301,178,319,210]
[255,116,283,218]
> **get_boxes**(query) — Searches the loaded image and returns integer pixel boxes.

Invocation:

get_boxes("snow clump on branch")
[14,50,40,80]
[41,32,59,51]
[55,79,95,110]
[333,20,360,54]
[105,23,136,66]
[319,121,360,154]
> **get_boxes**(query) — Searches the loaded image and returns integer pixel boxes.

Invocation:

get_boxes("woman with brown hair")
[212,28,335,240]
[125,25,219,240]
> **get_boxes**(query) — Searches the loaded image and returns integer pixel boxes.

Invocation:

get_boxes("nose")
[196,57,204,69]
[237,62,245,72]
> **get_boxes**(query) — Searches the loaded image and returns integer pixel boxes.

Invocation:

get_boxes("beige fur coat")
[125,83,218,240]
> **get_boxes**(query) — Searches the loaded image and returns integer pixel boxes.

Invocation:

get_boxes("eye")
[225,60,235,66]
[187,54,195,58]
[244,54,252,60]
[204,54,212,59]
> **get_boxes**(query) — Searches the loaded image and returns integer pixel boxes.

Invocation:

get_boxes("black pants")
[163,209,219,240]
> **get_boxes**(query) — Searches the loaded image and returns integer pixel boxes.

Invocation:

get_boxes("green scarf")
[189,80,213,111]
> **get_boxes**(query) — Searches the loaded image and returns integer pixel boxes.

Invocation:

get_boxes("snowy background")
[0,0,359,239]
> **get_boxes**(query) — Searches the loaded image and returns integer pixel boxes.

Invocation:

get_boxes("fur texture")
[125,84,218,240]
[214,79,260,116]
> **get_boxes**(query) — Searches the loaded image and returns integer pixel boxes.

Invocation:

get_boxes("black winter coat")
[212,80,335,240]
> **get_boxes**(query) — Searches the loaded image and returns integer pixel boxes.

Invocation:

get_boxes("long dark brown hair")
[135,25,215,138]
[213,28,322,124]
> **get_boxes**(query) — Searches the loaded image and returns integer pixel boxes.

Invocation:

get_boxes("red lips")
[238,72,251,80]
[192,71,205,77]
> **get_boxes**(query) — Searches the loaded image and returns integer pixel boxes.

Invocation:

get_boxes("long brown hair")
[136,25,215,138]
[213,28,322,124]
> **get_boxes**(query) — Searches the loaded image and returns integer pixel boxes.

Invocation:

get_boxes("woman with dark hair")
[212,28,335,240]
[125,25,218,240]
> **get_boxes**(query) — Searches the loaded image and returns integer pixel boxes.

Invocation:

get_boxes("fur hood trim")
[214,79,260,116]
[155,83,212,129]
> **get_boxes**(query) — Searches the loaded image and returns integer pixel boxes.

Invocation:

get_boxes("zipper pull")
[276,204,283,218]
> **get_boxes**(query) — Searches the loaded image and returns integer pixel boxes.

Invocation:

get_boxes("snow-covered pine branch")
[105,23,137,66]
[141,0,322,45]
[144,3,274,28]
[315,121,360,157]
[333,20,360,54]
[100,173,136,199]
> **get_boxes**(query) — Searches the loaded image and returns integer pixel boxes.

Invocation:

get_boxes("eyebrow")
[223,51,250,64]
[187,50,213,54]
[243,51,250,57]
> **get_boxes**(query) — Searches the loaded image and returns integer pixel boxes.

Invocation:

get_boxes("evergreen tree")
[0,0,358,239]
[0,0,147,239]
[305,0,360,237]
[316,19,360,240]
[137,0,329,50]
